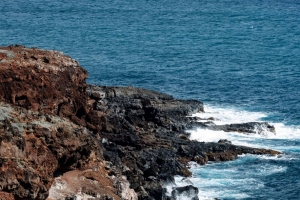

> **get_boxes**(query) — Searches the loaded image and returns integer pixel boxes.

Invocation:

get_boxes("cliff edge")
[0,45,280,200]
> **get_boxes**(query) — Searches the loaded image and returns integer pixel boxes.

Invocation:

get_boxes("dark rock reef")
[193,121,276,135]
[0,45,280,200]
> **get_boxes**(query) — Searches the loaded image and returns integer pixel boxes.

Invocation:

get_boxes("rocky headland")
[0,45,280,200]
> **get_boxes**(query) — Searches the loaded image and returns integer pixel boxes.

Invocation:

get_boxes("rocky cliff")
[0,45,280,200]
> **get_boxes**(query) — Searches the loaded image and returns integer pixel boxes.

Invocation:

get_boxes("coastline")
[0,45,280,200]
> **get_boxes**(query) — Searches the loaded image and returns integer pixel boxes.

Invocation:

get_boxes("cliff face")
[0,45,280,200]
[0,45,118,200]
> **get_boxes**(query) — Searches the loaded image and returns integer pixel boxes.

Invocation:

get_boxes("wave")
[188,104,300,150]
[170,104,300,199]
[170,154,289,200]
[191,104,268,125]
[182,104,299,199]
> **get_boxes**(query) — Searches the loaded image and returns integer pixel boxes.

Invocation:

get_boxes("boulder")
[171,185,199,200]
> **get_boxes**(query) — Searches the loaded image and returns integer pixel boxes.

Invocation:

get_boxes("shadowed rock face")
[0,45,280,200]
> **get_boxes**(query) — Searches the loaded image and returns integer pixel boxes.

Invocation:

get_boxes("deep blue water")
[1,0,300,199]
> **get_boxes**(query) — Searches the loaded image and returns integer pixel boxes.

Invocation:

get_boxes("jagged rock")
[113,176,138,200]
[171,185,199,200]
[0,45,281,200]
[193,121,276,135]
[213,122,276,135]
[86,85,280,199]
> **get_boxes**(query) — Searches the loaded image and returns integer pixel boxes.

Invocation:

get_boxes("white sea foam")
[187,153,288,199]
[182,104,299,199]
[166,153,290,200]
[164,176,224,200]
[192,104,268,125]
[238,153,297,161]
[269,123,300,139]
[184,176,254,199]
[188,104,300,147]
[163,176,204,199]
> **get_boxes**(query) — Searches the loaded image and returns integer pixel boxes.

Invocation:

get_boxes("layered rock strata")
[0,45,280,200]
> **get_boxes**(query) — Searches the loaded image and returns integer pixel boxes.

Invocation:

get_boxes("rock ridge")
[0,45,280,200]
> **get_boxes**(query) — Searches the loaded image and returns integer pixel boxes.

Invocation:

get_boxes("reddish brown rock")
[0,45,137,200]
[0,45,88,120]
[0,102,107,199]
[0,191,15,200]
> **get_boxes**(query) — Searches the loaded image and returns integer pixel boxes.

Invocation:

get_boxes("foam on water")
[270,123,300,139]
[238,154,296,161]
[163,176,202,200]
[192,105,268,125]
[189,104,300,148]
[185,105,299,199]
[183,154,289,199]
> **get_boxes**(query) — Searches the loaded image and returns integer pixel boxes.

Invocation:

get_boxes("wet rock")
[193,121,276,135]
[171,185,199,200]
[213,122,276,135]
[218,139,232,144]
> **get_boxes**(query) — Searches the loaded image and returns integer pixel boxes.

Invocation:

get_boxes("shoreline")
[0,45,280,200]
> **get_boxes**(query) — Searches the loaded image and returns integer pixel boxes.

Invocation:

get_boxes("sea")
[1,0,300,199]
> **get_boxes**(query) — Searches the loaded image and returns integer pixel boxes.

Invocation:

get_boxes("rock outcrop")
[0,45,280,200]
[192,121,276,135]
[86,85,279,199]
[0,45,88,119]
[171,185,199,200]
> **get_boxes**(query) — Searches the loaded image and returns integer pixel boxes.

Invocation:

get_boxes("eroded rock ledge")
[0,45,280,200]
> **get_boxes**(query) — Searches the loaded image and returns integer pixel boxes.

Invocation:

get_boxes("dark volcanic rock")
[171,185,199,200]
[193,121,276,135]
[213,122,276,134]
[87,85,280,199]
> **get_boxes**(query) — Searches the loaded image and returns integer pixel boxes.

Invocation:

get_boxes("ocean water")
[1,0,300,199]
